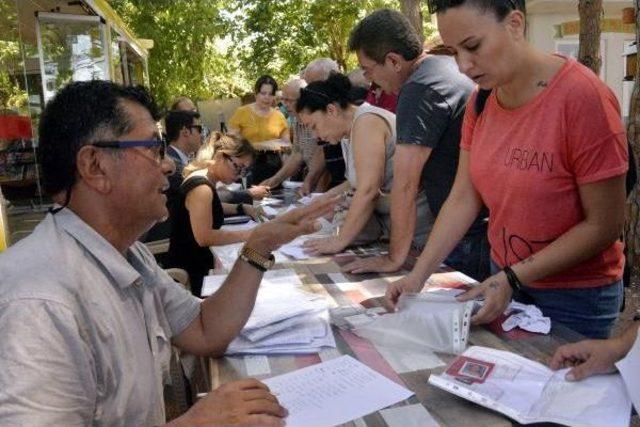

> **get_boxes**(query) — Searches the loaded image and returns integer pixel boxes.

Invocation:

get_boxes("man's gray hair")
[283,78,307,93]
[303,58,340,83]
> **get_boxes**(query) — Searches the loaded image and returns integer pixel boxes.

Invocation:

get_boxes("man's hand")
[169,379,286,426]
[247,196,339,255]
[385,273,425,308]
[249,185,271,200]
[456,272,513,324]
[343,254,404,274]
[259,177,280,189]
[550,337,630,381]
[303,236,347,256]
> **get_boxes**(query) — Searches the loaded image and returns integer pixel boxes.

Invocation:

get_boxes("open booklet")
[428,346,632,427]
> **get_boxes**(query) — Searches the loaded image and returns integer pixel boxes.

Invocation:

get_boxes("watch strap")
[503,265,523,292]
[236,204,245,215]
[239,245,274,272]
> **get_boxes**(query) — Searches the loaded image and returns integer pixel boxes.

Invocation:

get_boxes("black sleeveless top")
[167,175,224,296]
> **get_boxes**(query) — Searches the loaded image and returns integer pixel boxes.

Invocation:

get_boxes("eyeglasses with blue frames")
[223,153,250,177]
[91,139,167,164]
[427,0,518,14]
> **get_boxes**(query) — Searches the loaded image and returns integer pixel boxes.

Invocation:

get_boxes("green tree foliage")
[111,0,435,106]
[0,0,27,112]
[227,0,401,83]
[110,0,243,107]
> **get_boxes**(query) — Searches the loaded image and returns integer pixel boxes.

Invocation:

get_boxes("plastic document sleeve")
[428,346,632,427]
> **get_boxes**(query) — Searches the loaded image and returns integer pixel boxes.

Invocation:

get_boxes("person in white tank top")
[296,72,433,255]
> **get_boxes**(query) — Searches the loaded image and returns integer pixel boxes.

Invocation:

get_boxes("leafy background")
[108,0,435,107]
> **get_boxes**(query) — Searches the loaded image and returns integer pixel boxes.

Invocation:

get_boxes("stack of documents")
[201,269,336,354]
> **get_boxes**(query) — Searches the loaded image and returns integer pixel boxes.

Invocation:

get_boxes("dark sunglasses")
[223,153,249,177]
[188,124,203,133]
[91,138,166,164]
[427,0,518,14]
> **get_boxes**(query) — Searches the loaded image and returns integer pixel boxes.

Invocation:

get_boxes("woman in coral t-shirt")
[388,0,628,339]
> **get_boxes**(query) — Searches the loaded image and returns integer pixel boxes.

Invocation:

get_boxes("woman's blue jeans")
[490,261,622,339]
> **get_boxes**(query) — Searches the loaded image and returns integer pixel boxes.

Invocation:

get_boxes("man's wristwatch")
[503,265,523,292]
[236,204,245,215]
[239,245,275,272]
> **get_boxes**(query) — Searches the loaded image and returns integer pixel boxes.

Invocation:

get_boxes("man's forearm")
[199,256,264,356]
[304,149,325,189]
[272,153,303,184]
[388,180,418,264]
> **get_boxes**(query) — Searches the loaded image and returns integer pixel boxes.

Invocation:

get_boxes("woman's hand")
[456,272,513,324]
[302,236,348,256]
[385,273,426,308]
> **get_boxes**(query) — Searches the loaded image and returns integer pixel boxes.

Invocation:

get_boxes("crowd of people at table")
[0,0,638,425]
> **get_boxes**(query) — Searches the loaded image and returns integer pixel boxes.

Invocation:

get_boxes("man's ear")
[180,126,190,138]
[386,52,404,72]
[75,145,114,194]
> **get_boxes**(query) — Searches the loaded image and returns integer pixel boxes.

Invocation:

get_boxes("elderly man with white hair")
[302,57,339,83]
[260,78,319,188]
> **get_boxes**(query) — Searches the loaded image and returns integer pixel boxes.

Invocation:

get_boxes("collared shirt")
[168,144,189,166]
[0,208,201,426]
[290,116,318,165]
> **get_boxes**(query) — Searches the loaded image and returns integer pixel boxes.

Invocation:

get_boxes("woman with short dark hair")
[297,73,432,255]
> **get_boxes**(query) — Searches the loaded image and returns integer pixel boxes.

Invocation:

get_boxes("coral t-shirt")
[461,57,628,289]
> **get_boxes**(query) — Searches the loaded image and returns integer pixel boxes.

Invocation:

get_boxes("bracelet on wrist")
[236,203,245,215]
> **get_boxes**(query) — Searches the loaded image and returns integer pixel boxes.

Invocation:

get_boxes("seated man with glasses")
[144,109,202,242]
[0,80,335,425]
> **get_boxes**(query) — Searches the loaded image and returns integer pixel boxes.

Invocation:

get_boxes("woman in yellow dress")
[229,75,290,184]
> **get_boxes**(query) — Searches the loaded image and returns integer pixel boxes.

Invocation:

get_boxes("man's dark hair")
[165,110,200,142]
[426,0,525,19]
[254,75,278,95]
[348,9,422,63]
[38,80,160,198]
[296,73,357,114]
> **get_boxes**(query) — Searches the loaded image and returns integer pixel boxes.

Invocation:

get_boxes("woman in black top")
[167,132,258,296]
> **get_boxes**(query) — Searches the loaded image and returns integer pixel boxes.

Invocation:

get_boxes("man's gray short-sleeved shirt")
[396,55,474,219]
[0,208,201,426]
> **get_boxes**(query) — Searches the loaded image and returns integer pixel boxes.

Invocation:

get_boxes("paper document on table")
[201,268,304,297]
[615,326,640,412]
[275,217,334,260]
[263,355,413,427]
[428,346,632,427]
[298,192,324,205]
[221,220,258,232]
